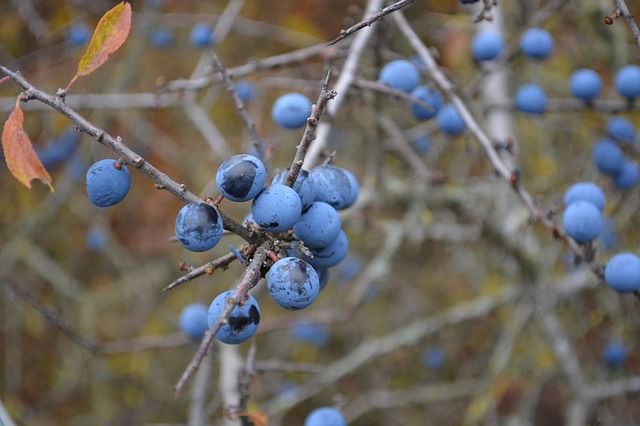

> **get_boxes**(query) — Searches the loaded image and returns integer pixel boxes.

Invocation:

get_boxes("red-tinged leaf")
[66,2,132,91]
[2,98,53,191]
[238,412,268,426]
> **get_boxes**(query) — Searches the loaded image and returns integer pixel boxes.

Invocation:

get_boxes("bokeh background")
[1,0,640,425]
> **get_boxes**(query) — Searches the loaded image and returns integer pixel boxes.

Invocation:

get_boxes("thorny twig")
[328,0,415,45]
[174,241,272,396]
[285,69,336,187]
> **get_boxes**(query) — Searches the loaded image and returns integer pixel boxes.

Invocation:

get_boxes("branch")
[209,51,267,159]
[174,241,272,396]
[264,286,519,415]
[344,380,481,422]
[163,43,341,93]
[614,0,640,50]
[164,252,239,292]
[285,69,336,187]
[3,275,100,353]
[391,12,602,278]
[303,0,385,168]
[0,65,259,245]
[328,0,415,45]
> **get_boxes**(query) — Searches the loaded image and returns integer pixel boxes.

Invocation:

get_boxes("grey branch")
[392,12,601,278]
[0,65,258,245]
[285,70,336,187]
[164,43,341,93]
[344,380,481,423]
[164,252,239,292]
[189,351,213,426]
[328,0,415,45]
[209,51,267,159]
[303,0,385,168]
[174,242,272,396]
[614,0,640,50]
[264,286,519,415]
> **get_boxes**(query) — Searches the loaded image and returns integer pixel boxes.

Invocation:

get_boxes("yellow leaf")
[66,2,132,90]
[2,98,53,191]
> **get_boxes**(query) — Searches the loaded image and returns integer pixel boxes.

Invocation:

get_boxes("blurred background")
[1,0,640,425]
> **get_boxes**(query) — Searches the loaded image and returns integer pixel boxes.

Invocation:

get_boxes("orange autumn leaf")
[66,2,132,91]
[2,99,53,191]
[238,411,268,426]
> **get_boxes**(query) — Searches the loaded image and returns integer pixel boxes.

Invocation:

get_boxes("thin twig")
[164,252,239,291]
[392,12,602,278]
[0,65,259,245]
[174,242,272,396]
[3,276,100,353]
[304,0,385,168]
[285,69,336,187]
[163,43,342,93]
[210,51,267,159]
[614,0,640,50]
[328,0,415,45]
[353,77,434,110]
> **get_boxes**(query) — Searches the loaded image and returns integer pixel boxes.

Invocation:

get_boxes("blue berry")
[271,169,316,211]
[317,267,330,291]
[379,59,420,93]
[308,230,349,269]
[294,202,341,249]
[570,68,602,101]
[515,84,547,114]
[235,81,256,104]
[150,28,174,49]
[179,303,209,341]
[252,184,302,233]
[520,28,554,60]
[86,226,108,252]
[436,104,466,136]
[216,154,266,202]
[175,203,224,252]
[271,93,312,129]
[310,165,355,210]
[409,55,428,71]
[290,321,329,346]
[343,169,359,208]
[266,257,320,310]
[411,135,431,154]
[304,407,346,426]
[603,342,627,369]
[422,347,445,370]
[471,31,504,61]
[409,86,443,120]
[67,23,91,47]
[190,23,214,47]
[207,290,260,344]
[337,256,362,282]
[592,139,624,175]
[614,160,640,190]
[607,117,635,144]
[615,65,640,99]
[563,182,606,211]
[600,219,617,250]
[562,201,603,243]
[37,127,80,169]
[605,252,640,293]
[85,159,131,207]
